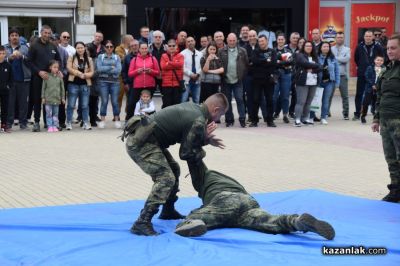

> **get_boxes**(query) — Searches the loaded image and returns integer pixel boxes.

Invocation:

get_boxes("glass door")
[0,17,8,45]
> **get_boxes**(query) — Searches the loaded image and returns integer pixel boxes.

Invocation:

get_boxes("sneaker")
[66,122,72,130]
[114,120,122,129]
[13,119,19,126]
[273,113,279,119]
[283,115,290,124]
[20,124,28,130]
[313,117,321,122]
[249,122,258,127]
[60,123,66,129]
[305,119,314,125]
[53,127,59,132]
[267,121,277,127]
[296,213,335,240]
[32,122,40,132]
[175,219,207,237]
[47,127,53,133]
[98,121,105,129]
[361,116,366,124]
[294,120,302,127]
[289,113,295,119]
[27,119,34,125]
[90,121,98,127]
[343,115,349,120]
[321,119,328,125]
[95,116,101,122]
[352,115,360,121]
[226,122,234,127]
[4,125,11,133]
[83,123,92,130]
[239,120,246,128]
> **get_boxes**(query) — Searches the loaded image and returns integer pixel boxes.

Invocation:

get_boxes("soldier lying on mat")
[175,160,335,240]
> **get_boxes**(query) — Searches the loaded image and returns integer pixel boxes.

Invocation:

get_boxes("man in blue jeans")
[218,33,248,127]
[181,37,202,104]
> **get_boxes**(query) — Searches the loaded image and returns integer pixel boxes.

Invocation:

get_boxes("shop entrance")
[145,8,291,40]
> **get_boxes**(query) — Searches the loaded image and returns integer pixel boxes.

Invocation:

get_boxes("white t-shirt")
[306,56,318,86]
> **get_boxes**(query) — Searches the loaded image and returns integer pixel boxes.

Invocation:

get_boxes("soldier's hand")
[206,121,217,137]
[208,134,225,149]
[371,122,380,133]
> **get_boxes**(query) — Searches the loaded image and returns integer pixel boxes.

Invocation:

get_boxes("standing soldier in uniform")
[123,93,229,236]
[372,34,400,203]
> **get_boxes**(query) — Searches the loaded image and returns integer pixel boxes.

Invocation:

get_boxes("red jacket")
[128,54,160,89]
[160,53,184,87]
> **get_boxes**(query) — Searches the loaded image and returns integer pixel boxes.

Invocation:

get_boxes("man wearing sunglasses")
[59,31,75,57]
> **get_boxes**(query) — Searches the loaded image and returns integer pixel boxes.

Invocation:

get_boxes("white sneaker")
[98,121,105,128]
[66,122,72,130]
[321,119,328,125]
[114,120,122,129]
[83,123,92,130]
[305,119,314,125]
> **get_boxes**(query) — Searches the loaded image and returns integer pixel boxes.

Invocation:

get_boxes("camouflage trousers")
[179,191,299,234]
[126,134,180,209]
[380,118,400,187]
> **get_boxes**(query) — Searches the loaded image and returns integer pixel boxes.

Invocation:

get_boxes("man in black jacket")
[28,25,61,132]
[0,46,13,132]
[353,30,384,120]
[249,35,277,127]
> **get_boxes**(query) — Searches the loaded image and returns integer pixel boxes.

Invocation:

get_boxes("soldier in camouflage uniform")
[123,93,228,236]
[372,34,400,203]
[175,160,335,240]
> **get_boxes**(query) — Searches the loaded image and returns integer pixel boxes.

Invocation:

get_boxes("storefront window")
[42,17,72,36]
[8,17,38,41]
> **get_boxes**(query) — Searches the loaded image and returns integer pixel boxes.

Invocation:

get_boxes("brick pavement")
[0,95,389,209]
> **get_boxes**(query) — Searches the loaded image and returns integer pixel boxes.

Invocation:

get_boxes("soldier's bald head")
[205,93,229,122]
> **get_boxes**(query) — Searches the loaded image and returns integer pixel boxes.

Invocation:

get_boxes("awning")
[0,0,77,17]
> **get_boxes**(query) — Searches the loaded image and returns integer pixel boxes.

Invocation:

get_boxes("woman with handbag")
[160,39,184,108]
[310,41,340,125]
[127,42,160,119]
[293,41,321,127]
[66,42,94,130]
[200,42,224,103]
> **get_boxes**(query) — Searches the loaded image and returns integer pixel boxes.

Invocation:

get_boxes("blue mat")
[0,189,399,266]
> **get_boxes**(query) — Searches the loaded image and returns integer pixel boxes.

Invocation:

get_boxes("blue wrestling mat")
[0,189,399,266]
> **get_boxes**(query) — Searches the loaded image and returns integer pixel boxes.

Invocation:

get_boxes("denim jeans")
[67,83,90,123]
[273,70,292,115]
[45,104,59,127]
[221,82,246,123]
[98,81,120,117]
[181,82,200,103]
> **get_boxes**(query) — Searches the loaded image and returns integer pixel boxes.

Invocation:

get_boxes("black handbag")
[172,69,186,93]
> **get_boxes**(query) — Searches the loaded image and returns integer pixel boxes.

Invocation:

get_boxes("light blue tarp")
[0,189,399,266]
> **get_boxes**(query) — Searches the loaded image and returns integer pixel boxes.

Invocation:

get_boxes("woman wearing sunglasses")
[96,40,122,129]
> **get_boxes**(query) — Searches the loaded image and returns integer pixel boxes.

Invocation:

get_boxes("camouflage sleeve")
[373,76,382,123]
[187,160,208,194]
[179,117,207,162]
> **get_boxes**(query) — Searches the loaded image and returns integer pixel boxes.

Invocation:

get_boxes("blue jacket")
[96,53,122,81]
[365,65,386,91]
[318,54,340,87]
[4,43,31,82]
[354,41,384,76]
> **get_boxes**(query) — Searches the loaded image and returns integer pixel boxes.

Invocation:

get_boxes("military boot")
[382,185,400,203]
[159,201,185,220]
[175,219,207,237]
[130,205,159,236]
[295,213,335,240]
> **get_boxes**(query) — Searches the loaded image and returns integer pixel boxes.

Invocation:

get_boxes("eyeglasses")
[105,45,114,49]
[62,36,70,39]
[374,34,382,37]
[168,45,176,47]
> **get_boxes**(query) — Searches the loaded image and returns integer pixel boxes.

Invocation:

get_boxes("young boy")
[134,89,155,116]
[0,46,13,133]
[361,55,385,124]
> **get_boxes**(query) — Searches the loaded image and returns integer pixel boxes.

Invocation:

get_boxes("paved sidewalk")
[0,96,389,209]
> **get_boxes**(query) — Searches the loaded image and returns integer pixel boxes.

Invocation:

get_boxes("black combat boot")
[130,205,159,236]
[295,213,335,240]
[159,200,185,220]
[175,219,207,237]
[382,185,400,203]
